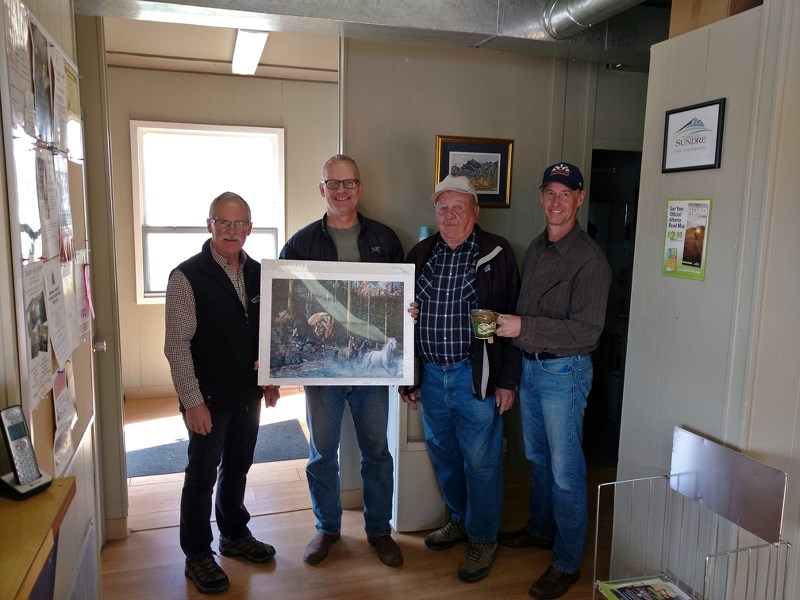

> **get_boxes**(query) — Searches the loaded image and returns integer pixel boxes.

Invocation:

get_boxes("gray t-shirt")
[327,223,361,262]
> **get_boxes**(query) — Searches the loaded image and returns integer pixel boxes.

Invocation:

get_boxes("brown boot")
[368,535,403,567]
[303,532,340,564]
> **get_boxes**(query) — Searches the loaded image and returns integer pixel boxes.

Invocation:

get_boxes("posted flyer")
[662,198,711,281]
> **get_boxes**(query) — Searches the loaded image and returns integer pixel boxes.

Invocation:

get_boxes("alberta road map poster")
[662,198,711,281]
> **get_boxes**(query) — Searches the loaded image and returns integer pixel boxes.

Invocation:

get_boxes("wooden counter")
[0,476,76,600]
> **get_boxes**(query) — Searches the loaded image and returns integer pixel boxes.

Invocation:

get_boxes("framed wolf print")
[258,259,415,385]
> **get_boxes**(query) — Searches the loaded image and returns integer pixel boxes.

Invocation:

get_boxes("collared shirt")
[515,223,611,357]
[416,232,479,365]
[164,244,249,410]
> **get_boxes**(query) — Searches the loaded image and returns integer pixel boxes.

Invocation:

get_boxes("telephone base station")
[0,469,52,500]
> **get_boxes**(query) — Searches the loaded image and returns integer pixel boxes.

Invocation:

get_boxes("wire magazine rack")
[593,427,791,600]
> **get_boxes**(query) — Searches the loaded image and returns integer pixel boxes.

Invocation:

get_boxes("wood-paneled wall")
[23,0,74,58]
[106,68,338,392]
[619,2,800,593]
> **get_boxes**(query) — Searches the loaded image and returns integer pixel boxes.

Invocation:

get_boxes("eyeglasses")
[322,178,360,190]
[210,218,251,229]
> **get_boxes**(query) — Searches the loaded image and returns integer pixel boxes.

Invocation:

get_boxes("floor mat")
[125,419,309,478]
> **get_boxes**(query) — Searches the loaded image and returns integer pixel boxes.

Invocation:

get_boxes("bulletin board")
[0,0,94,477]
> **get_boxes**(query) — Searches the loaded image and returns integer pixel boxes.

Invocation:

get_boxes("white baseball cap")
[430,175,478,204]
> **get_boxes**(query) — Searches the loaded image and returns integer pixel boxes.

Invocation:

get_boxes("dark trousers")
[179,401,261,558]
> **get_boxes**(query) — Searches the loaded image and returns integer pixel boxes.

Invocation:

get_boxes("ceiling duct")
[75,0,668,67]
[543,0,647,39]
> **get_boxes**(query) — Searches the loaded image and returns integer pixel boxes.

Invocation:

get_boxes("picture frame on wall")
[258,259,415,386]
[435,135,513,207]
[662,98,726,173]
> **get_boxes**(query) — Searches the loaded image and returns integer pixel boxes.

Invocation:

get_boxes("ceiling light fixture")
[232,29,269,75]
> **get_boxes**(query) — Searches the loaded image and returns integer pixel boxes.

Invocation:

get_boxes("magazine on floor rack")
[597,577,690,600]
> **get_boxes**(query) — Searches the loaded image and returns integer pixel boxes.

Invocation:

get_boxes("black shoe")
[185,553,230,594]
[497,527,554,549]
[529,566,580,600]
[219,534,276,563]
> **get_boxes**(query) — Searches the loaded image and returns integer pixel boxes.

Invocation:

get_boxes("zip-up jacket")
[407,225,522,399]
[280,211,404,263]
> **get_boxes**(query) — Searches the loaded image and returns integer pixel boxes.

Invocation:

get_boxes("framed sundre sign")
[662,99,725,173]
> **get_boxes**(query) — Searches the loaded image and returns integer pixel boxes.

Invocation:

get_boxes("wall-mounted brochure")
[662,198,711,281]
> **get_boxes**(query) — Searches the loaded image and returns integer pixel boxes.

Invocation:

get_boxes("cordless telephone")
[0,405,52,499]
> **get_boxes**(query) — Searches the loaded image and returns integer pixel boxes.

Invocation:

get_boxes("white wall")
[343,38,565,269]
[24,0,74,56]
[111,40,649,399]
[617,1,800,593]
[342,39,646,470]
[342,38,647,267]
[106,68,338,394]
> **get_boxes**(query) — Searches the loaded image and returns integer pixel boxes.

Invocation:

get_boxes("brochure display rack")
[593,427,791,600]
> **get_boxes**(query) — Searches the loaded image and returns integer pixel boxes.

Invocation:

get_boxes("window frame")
[131,120,284,303]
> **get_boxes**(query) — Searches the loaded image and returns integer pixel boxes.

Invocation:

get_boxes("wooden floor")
[103,395,615,600]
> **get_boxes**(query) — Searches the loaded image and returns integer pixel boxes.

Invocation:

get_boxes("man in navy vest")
[165,191,280,594]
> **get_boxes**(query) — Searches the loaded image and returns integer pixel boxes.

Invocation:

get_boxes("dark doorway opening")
[583,149,641,469]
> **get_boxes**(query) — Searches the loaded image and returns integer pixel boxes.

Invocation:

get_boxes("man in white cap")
[495,162,611,599]
[399,174,521,583]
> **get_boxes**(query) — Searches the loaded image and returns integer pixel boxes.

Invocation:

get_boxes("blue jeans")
[420,359,504,543]
[304,385,393,537]
[180,401,260,557]
[518,354,593,574]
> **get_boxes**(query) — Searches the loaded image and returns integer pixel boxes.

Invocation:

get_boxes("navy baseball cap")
[540,162,583,190]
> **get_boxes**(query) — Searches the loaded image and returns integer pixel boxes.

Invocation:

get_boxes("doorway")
[583,149,641,469]
[123,391,311,531]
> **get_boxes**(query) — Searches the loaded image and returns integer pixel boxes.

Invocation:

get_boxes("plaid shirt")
[416,232,479,365]
[164,244,249,410]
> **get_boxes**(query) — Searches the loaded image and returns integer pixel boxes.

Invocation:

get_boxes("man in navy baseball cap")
[539,162,583,191]
[495,157,610,600]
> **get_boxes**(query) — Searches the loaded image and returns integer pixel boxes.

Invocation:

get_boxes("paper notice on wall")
[662,198,712,281]
[23,261,52,408]
[31,23,53,144]
[53,422,74,478]
[50,48,67,151]
[43,259,70,368]
[52,361,77,477]
[61,260,82,355]
[52,365,76,430]
[54,153,74,262]
[65,64,83,161]
[74,249,92,336]
[16,134,41,262]
[36,148,60,260]
[2,0,34,136]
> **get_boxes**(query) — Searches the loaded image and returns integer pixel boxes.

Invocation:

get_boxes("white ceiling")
[102,18,340,82]
[96,2,673,81]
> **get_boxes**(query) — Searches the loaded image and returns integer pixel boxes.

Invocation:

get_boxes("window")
[131,121,284,302]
